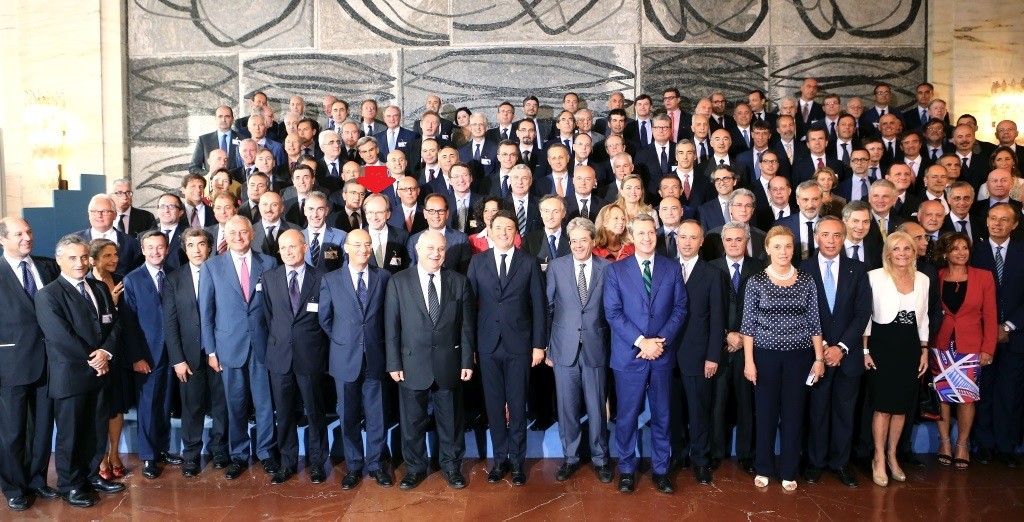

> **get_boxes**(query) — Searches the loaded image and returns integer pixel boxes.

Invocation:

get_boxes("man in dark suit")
[698,165,739,233]
[190,106,239,174]
[523,195,570,264]
[361,193,410,274]
[319,229,394,489]
[375,106,416,160]
[0,218,60,510]
[329,180,367,233]
[121,231,185,480]
[164,228,230,477]
[972,169,1024,235]
[35,235,124,508]
[565,165,608,223]
[800,217,872,488]
[776,181,824,261]
[407,193,473,274]
[704,129,752,189]
[514,96,550,146]
[836,149,877,203]
[389,176,429,234]
[251,191,298,263]
[458,113,499,181]
[413,97,455,141]
[738,122,789,182]
[545,217,613,483]
[861,83,902,137]
[866,179,906,246]
[75,194,142,275]
[199,216,279,480]
[109,179,157,237]
[903,83,938,130]
[385,230,475,489]
[953,124,990,191]
[233,91,267,139]
[604,214,688,494]
[747,89,777,131]
[708,92,737,134]
[792,128,850,186]
[239,113,287,168]
[468,210,547,486]
[300,192,347,274]
[152,193,188,272]
[842,200,883,269]
[634,114,676,198]
[656,197,695,260]
[972,203,1024,467]
[674,140,713,207]
[702,191,769,261]
[485,101,517,143]
[260,230,329,485]
[707,223,764,474]
[795,79,826,139]
[505,164,543,236]
[942,181,985,244]
[670,220,725,486]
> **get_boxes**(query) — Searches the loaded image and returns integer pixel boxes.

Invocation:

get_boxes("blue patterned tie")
[995,245,1004,285]
[289,270,300,315]
[19,261,36,298]
[731,262,740,293]
[157,269,165,298]
[824,260,836,312]
[78,281,90,304]
[548,234,558,260]
[220,133,228,153]
[310,232,321,266]
[642,260,652,296]
[357,271,368,311]
[517,201,527,236]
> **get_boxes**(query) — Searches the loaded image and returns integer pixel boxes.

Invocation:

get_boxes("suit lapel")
[650,258,666,303]
[0,260,34,308]
[585,259,603,307]
[438,270,454,318]
[502,250,524,290]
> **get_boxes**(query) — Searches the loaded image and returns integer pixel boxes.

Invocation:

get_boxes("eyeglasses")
[88,210,115,215]
[663,95,678,100]
[652,126,671,130]
[759,159,779,165]
[730,203,755,209]
[111,191,133,197]
[850,158,870,162]
[712,177,735,184]
[157,204,181,211]
[424,208,448,215]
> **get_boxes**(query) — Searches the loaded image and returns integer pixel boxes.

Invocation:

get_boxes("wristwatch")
[1003,323,1012,333]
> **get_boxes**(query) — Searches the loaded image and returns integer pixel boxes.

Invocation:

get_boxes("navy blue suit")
[320,263,391,473]
[374,127,416,161]
[698,198,729,233]
[800,255,872,470]
[604,255,688,474]
[458,139,499,180]
[791,155,851,186]
[467,249,547,467]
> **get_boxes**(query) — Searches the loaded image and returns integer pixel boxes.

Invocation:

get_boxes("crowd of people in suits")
[3,77,1024,511]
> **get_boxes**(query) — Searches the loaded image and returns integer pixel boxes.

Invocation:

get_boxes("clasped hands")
[88,349,110,376]
[636,337,666,360]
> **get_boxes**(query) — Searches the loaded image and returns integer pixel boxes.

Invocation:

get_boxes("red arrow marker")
[357,165,394,194]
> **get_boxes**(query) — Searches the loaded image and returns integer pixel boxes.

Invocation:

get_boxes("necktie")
[78,281,91,305]
[502,128,509,140]
[218,232,227,255]
[350,212,360,229]
[753,152,762,179]
[887,141,895,157]
[563,139,572,152]
[851,244,861,261]
[328,120,335,130]
[722,201,730,222]
[879,108,886,116]
[961,156,968,168]
[931,148,939,161]
[995,245,1005,284]
[302,147,311,157]
[666,231,676,258]
[388,131,397,152]
[366,124,373,136]
[239,256,250,303]
[555,176,565,197]
[523,150,531,164]
[785,142,793,164]
[816,157,825,170]
[860,178,869,201]
[801,102,810,123]
[824,260,836,312]
[164,229,172,243]
[330,163,338,178]
[879,218,888,240]
[921,109,928,123]
[311,232,321,265]
[700,141,708,163]
[457,201,468,231]
[289,270,300,314]
[577,263,588,305]
[829,122,836,140]
[190,208,199,228]
[670,112,678,142]
[642,260,652,295]
[640,121,649,146]
[682,174,691,200]
[731,262,740,292]
[266,225,277,251]
[474,144,482,160]
[357,271,368,310]
[580,198,589,218]
[756,112,763,122]
[499,253,508,282]
[405,210,413,232]
[841,143,849,164]
[501,175,510,198]
[157,269,165,298]
[719,158,726,167]
[517,200,527,236]
[870,166,878,180]
[660,147,669,174]
[220,133,228,153]
[958,220,969,236]
[548,234,558,260]
[118,214,127,233]
[805,221,815,259]
[778,209,784,220]
[427,273,440,325]
[742,129,750,147]
[19,260,36,297]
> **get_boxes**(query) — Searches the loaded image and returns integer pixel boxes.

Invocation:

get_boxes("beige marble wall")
[0,0,126,214]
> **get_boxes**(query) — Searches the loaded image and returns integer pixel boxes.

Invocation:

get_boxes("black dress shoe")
[62,489,94,508]
[142,460,162,479]
[32,486,59,500]
[212,452,231,469]
[262,458,280,475]
[975,449,994,465]
[158,452,185,465]
[443,469,467,489]
[510,464,526,486]
[555,462,580,481]
[708,456,722,470]
[595,464,614,483]
[225,459,247,480]
[182,459,201,477]
[7,496,30,511]
[831,466,859,488]
[653,473,674,494]
[898,452,926,467]
[270,468,295,485]
[370,468,393,488]
[694,466,713,485]
[89,478,125,493]
[803,466,822,484]
[399,472,425,490]
[341,470,361,490]
[670,456,691,471]
[618,472,635,493]
[739,458,756,474]
[309,465,327,484]
[487,461,509,483]
[999,452,1019,469]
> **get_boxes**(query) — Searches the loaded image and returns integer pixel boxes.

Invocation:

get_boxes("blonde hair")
[594,204,632,249]
[881,230,918,277]
[763,225,795,255]
[613,174,653,219]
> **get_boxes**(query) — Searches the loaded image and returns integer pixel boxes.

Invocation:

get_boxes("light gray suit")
[545,254,611,466]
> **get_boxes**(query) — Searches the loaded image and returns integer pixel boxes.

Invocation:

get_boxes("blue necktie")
[19,260,36,298]
[220,133,228,153]
[289,270,300,315]
[501,175,510,198]
[474,144,482,160]
[754,151,762,179]
[640,121,649,146]
[157,269,165,298]
[660,147,669,175]
[548,234,558,260]
[357,271,368,310]
[995,246,1004,285]
[310,232,321,265]
[824,260,836,312]
[731,262,740,293]
[78,281,91,304]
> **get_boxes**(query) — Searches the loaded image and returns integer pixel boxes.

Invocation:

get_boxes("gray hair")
[363,192,391,212]
[814,215,846,235]
[356,136,378,148]
[318,130,339,147]
[180,227,213,247]
[538,194,566,210]
[55,234,89,258]
[305,190,329,207]
[842,200,872,221]
[727,188,756,207]
[795,180,823,196]
[565,217,596,239]
[626,213,657,236]
[722,220,751,239]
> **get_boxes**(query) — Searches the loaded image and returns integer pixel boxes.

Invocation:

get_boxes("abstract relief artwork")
[126,0,926,204]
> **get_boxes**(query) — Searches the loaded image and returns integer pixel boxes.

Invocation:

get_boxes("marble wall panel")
[769,0,925,47]
[451,0,642,46]
[640,0,771,45]
[317,0,450,49]
[641,47,769,109]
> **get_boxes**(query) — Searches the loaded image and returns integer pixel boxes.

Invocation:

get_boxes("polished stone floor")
[8,455,1024,520]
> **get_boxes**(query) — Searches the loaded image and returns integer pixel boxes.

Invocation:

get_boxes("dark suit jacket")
[74,229,141,275]
[604,255,688,372]
[384,268,475,390]
[699,198,729,233]
[407,227,472,274]
[121,264,167,366]
[367,226,410,274]
[467,249,547,355]
[677,258,726,375]
[737,147,792,181]
[941,214,985,244]
[320,263,390,382]
[835,174,878,202]
[565,193,608,224]
[791,155,851,186]
[374,127,417,161]
[458,139,499,180]
[701,225,768,261]
[522,229,570,263]
[163,264,203,370]
[506,196,543,236]
[973,239,1024,353]
[796,102,826,138]
[178,205,217,232]
[800,255,872,376]
[635,142,677,195]
[959,153,994,191]
[404,136,453,171]
[35,277,119,399]
[262,264,327,376]
[189,130,239,174]
[124,207,157,238]
[711,256,766,338]
[776,213,819,260]
[674,169,715,208]
[0,256,59,386]
[703,158,752,188]
[387,206,428,235]
[251,220,299,262]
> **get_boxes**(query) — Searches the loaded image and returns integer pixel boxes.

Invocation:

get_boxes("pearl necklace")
[766,265,796,280]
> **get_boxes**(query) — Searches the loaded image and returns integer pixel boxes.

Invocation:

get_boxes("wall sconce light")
[992,79,1024,146]
[24,92,70,190]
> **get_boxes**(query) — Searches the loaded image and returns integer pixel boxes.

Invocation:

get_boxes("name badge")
[306,302,319,313]
[255,283,263,292]
[101,314,113,324]
[231,138,241,146]
[441,134,450,140]
[397,141,407,147]
[390,256,402,266]
[481,158,492,166]
[325,250,339,260]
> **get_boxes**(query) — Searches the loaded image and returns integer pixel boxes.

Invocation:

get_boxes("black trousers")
[0,375,53,499]
[53,387,106,493]
[479,350,531,466]
[398,383,464,474]
[178,359,229,460]
[710,352,754,460]
[269,370,328,470]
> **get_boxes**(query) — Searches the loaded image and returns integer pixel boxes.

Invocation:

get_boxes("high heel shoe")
[111,465,127,478]
[886,457,906,482]
[871,459,888,487]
